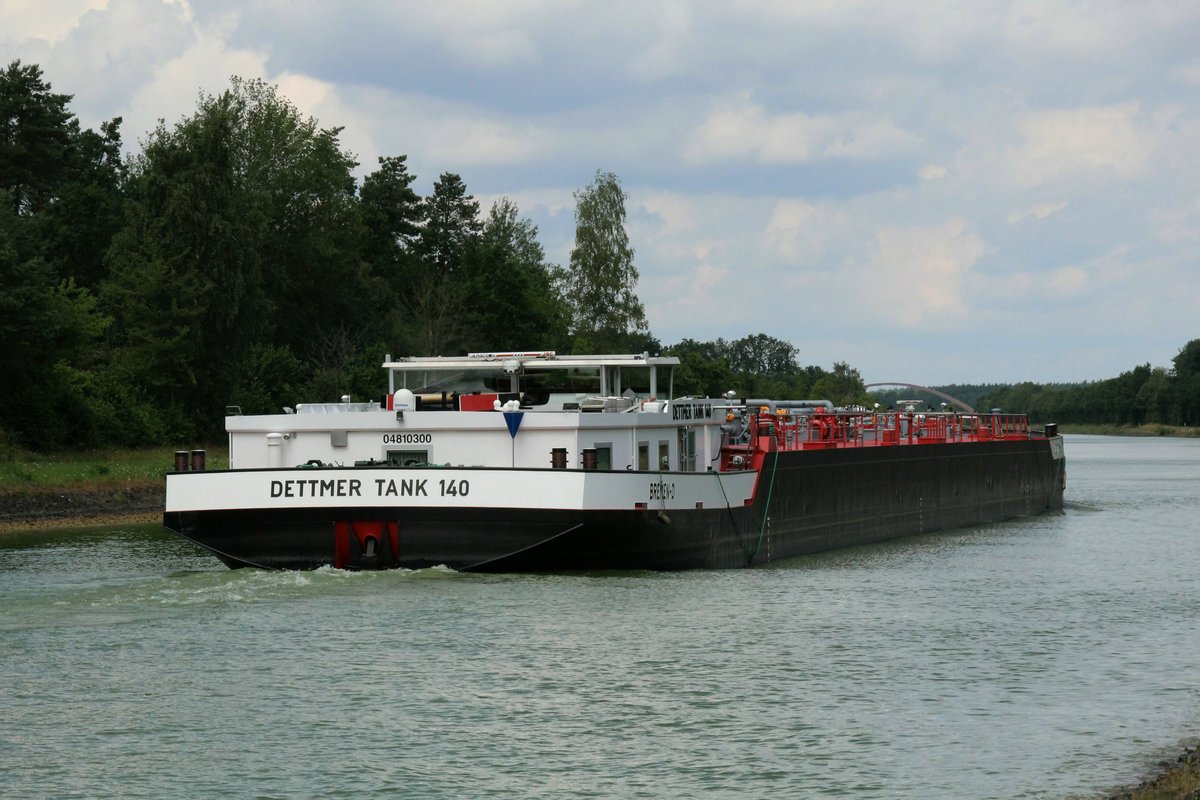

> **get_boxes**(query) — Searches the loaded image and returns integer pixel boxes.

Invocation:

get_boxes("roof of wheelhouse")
[381,352,680,373]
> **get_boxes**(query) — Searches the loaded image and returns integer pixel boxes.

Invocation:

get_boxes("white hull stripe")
[165,468,759,513]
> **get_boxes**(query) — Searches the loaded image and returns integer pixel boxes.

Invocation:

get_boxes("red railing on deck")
[720,409,1035,470]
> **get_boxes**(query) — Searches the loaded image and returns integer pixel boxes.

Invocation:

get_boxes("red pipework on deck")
[720,409,1035,471]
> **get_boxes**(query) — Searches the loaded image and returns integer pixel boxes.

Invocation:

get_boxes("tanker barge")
[163,351,1065,571]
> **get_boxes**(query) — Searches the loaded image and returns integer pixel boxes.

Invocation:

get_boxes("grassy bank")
[0,445,228,492]
[0,445,227,531]
[1110,745,1200,799]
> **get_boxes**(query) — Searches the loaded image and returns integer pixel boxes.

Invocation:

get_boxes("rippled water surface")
[2,435,1199,798]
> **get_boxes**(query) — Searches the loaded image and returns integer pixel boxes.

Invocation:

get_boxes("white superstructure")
[224,351,731,474]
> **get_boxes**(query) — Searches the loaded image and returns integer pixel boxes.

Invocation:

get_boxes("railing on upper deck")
[719,409,1035,470]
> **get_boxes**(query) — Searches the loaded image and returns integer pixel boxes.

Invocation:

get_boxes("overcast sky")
[5,1,1199,385]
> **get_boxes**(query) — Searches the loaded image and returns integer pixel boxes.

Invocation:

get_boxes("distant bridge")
[864,382,975,413]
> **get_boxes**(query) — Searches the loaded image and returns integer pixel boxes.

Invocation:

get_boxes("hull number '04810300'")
[383,433,432,445]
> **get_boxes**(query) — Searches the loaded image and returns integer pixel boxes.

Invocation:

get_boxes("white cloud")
[919,164,948,180]
[978,263,1090,304]
[1045,265,1088,295]
[627,0,692,82]
[847,219,987,329]
[632,193,731,285]
[123,28,271,140]
[996,0,1200,60]
[765,199,849,263]
[5,0,196,136]
[445,27,540,68]
[273,73,379,168]
[652,261,735,326]
[500,188,576,219]
[1173,59,1200,87]
[1150,199,1200,245]
[684,95,919,165]
[0,0,108,43]
[413,109,554,167]
[638,191,700,236]
[381,0,549,68]
[1008,201,1068,223]
[1007,104,1152,187]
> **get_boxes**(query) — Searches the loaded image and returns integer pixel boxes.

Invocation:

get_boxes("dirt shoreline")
[1108,744,1200,799]
[0,481,164,534]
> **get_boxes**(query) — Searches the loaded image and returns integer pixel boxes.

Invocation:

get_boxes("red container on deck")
[458,393,499,412]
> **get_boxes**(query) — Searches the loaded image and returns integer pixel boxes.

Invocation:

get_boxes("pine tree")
[407,173,482,353]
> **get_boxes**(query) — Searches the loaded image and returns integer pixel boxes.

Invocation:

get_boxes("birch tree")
[564,169,648,351]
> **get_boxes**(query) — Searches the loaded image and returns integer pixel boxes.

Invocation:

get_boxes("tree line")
[971,342,1200,427]
[864,341,1200,429]
[1,62,868,450]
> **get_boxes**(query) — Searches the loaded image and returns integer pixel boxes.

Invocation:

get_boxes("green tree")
[358,154,423,355]
[665,339,735,397]
[724,334,800,379]
[406,172,482,353]
[0,61,125,289]
[1171,339,1200,425]
[1109,364,1152,425]
[0,200,111,447]
[665,334,831,399]
[810,362,869,407]
[1135,367,1171,424]
[0,61,73,216]
[103,77,367,437]
[360,154,421,278]
[37,116,125,289]
[0,62,118,447]
[415,172,481,275]
[460,197,568,353]
[563,169,648,351]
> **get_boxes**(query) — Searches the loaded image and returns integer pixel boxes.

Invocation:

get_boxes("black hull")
[164,438,1064,572]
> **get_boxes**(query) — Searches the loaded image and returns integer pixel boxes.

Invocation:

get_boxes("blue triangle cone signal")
[504,411,524,439]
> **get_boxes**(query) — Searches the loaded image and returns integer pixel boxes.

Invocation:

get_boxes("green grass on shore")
[0,445,228,493]
[1111,747,1200,799]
